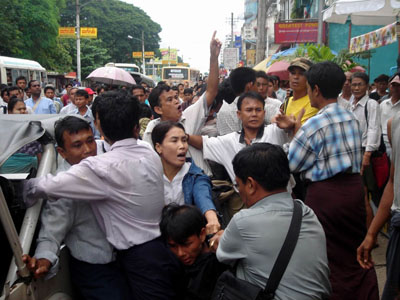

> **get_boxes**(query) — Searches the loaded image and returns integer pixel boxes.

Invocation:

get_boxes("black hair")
[15,76,27,84]
[184,88,193,95]
[7,97,25,112]
[148,84,171,111]
[65,83,73,88]
[157,81,167,87]
[1,88,9,98]
[229,67,256,95]
[351,72,369,85]
[54,116,92,149]
[131,84,145,94]
[177,83,184,88]
[237,91,265,110]
[7,86,21,94]
[255,70,269,81]
[44,86,55,93]
[151,121,185,148]
[139,103,152,119]
[96,85,108,94]
[75,89,89,98]
[28,80,39,88]
[305,61,345,99]
[215,79,236,105]
[171,86,178,91]
[93,91,140,142]
[159,203,206,244]
[269,75,280,85]
[374,74,389,83]
[232,143,290,191]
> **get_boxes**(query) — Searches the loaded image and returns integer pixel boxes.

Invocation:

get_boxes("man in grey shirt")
[23,116,129,300]
[211,143,331,299]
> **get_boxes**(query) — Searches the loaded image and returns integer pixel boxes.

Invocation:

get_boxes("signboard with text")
[274,22,325,44]
[223,48,239,70]
[160,48,178,62]
[80,27,97,38]
[58,27,75,38]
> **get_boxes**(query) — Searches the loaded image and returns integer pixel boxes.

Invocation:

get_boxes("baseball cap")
[390,75,400,85]
[288,58,313,72]
[85,87,95,95]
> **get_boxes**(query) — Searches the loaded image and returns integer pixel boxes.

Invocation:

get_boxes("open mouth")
[177,105,182,112]
[177,153,186,160]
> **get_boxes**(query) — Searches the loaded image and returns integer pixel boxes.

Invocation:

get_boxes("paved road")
[372,232,389,297]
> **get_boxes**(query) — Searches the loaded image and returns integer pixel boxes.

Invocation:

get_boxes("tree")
[0,0,67,69]
[60,0,161,63]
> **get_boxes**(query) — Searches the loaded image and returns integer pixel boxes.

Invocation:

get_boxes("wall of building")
[328,21,398,81]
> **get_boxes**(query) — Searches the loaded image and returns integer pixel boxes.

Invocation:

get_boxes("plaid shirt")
[289,102,362,182]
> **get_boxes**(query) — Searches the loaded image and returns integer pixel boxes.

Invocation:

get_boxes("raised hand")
[210,31,222,58]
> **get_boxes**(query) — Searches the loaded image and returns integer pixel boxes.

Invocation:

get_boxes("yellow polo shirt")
[285,95,319,124]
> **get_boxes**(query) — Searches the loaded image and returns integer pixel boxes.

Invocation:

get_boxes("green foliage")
[60,0,161,63]
[271,44,365,72]
[0,0,161,75]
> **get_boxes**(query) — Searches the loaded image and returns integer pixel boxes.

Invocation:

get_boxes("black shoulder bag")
[211,201,303,300]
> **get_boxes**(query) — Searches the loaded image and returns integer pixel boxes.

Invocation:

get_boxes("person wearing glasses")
[24,80,57,114]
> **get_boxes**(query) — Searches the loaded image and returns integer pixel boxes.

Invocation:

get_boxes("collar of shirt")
[239,125,265,145]
[72,106,92,117]
[110,138,138,151]
[251,191,294,210]
[316,102,338,115]
[387,97,400,107]
[350,94,369,109]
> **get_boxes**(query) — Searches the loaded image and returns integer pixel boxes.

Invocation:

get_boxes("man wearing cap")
[380,74,400,159]
[85,88,95,106]
[282,58,318,124]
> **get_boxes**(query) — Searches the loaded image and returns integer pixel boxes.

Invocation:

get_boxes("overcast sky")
[123,0,245,73]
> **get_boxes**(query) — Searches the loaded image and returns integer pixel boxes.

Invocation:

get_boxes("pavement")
[371,232,389,297]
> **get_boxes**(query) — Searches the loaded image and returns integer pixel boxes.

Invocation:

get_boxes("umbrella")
[266,60,290,81]
[86,66,136,86]
[253,57,272,71]
[323,0,400,25]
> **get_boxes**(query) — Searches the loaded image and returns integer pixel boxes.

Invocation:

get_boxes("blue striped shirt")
[289,102,362,182]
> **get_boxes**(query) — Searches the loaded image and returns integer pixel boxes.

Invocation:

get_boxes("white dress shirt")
[163,162,191,205]
[202,124,288,185]
[350,94,381,152]
[216,97,241,136]
[60,103,77,115]
[380,97,400,158]
[25,138,165,250]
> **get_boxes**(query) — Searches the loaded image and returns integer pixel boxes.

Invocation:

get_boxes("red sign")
[274,22,325,44]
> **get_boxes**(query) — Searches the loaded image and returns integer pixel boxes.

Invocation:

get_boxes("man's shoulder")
[144,118,161,133]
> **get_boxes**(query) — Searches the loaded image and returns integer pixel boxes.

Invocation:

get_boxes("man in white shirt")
[216,67,258,136]
[143,31,221,175]
[60,87,78,114]
[24,91,180,299]
[255,71,281,125]
[380,74,400,159]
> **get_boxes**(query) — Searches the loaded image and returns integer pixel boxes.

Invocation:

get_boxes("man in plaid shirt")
[275,61,379,300]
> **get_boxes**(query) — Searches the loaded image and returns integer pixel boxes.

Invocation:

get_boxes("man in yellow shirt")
[283,58,318,124]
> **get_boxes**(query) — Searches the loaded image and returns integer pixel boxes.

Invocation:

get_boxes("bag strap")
[364,99,369,129]
[363,99,387,153]
[262,201,303,299]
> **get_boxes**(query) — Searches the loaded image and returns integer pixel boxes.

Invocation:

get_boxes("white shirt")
[350,94,381,152]
[216,97,241,136]
[163,162,191,205]
[26,138,165,250]
[264,97,281,125]
[203,124,288,185]
[143,93,211,174]
[380,97,400,158]
[337,95,351,110]
[60,103,77,115]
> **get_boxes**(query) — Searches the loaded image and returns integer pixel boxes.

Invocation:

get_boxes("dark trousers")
[382,212,400,300]
[117,237,181,300]
[69,255,130,300]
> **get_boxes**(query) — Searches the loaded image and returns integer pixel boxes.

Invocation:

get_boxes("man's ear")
[199,227,206,243]
[57,146,67,160]
[247,177,257,195]
[244,81,254,92]
[237,110,242,121]
[154,105,163,116]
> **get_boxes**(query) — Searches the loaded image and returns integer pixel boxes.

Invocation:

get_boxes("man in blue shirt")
[25,80,56,114]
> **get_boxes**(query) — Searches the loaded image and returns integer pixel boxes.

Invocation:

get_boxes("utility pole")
[256,0,274,64]
[317,0,324,45]
[231,13,234,47]
[76,0,81,83]
[142,31,146,75]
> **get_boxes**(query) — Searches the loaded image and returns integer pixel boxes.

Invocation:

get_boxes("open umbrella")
[266,61,290,81]
[323,0,400,25]
[86,66,136,86]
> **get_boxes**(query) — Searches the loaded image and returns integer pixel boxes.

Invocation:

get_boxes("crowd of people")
[0,30,399,300]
